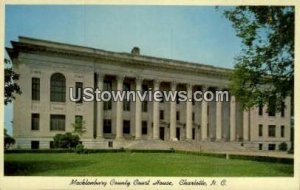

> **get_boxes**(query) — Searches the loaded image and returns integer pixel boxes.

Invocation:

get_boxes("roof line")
[17,36,232,72]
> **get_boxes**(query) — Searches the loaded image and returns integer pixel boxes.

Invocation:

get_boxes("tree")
[4,58,21,105]
[4,129,15,149]
[223,6,294,110]
[53,132,80,149]
[72,117,86,136]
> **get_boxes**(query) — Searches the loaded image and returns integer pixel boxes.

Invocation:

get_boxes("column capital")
[170,81,177,90]
[116,75,125,82]
[97,72,105,81]
[136,77,143,85]
[231,95,236,102]
[216,86,225,91]
[186,83,193,90]
[153,79,161,86]
[201,85,209,91]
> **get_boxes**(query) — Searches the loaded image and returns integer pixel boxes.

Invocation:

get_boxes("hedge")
[4,149,293,164]
[229,154,293,164]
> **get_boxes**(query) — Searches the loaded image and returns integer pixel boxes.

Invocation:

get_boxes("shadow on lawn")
[4,160,90,176]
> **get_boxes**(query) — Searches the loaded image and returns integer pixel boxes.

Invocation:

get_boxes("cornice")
[7,37,233,78]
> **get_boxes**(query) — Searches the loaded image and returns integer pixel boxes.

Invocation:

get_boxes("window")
[258,103,263,116]
[31,113,40,130]
[160,110,164,120]
[142,85,148,112]
[75,82,83,103]
[160,91,164,103]
[259,143,263,150]
[50,141,55,149]
[50,73,66,102]
[192,112,195,121]
[281,101,285,117]
[281,125,285,137]
[50,115,65,131]
[258,124,263,137]
[142,121,147,135]
[103,81,112,110]
[268,96,276,116]
[31,141,39,149]
[268,125,276,137]
[123,83,130,111]
[176,111,180,121]
[142,102,148,112]
[142,85,148,98]
[123,120,130,134]
[103,119,111,133]
[32,77,40,100]
[268,144,276,151]
[123,101,130,111]
[108,141,113,148]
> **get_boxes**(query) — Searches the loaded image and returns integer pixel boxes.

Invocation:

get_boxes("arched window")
[50,73,66,102]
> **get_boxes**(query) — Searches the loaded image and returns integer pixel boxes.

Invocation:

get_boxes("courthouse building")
[6,36,292,151]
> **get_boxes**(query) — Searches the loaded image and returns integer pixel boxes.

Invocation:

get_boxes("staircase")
[123,140,249,153]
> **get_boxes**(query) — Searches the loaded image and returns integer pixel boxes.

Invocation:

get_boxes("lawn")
[4,152,293,176]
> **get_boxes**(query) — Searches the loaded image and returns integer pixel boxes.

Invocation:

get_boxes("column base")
[96,136,104,140]
[115,136,124,140]
[170,137,178,141]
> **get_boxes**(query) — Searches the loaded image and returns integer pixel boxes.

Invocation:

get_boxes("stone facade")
[6,36,291,151]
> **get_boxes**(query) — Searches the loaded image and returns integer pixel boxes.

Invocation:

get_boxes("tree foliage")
[53,132,80,149]
[4,129,15,149]
[223,6,294,110]
[4,58,21,105]
[72,117,86,136]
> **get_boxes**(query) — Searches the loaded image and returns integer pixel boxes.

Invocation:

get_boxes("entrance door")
[159,127,165,140]
[176,127,180,140]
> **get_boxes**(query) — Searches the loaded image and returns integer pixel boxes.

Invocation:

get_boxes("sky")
[4,5,242,135]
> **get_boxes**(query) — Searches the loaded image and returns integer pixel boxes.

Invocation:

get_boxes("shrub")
[53,132,80,149]
[4,129,15,150]
[5,149,74,153]
[288,148,294,154]
[278,142,288,151]
[72,117,86,136]
[74,144,87,154]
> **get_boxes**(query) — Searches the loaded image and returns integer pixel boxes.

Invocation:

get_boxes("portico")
[95,73,239,142]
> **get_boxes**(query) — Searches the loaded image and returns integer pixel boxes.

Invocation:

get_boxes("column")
[96,73,104,139]
[186,84,193,140]
[201,86,208,141]
[230,95,236,141]
[170,82,177,141]
[216,91,222,141]
[243,110,249,141]
[135,77,143,140]
[152,80,160,140]
[116,76,124,139]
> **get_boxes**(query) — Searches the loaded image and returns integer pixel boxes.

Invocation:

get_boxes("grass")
[4,152,293,176]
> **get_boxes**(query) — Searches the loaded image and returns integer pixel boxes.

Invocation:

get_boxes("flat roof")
[6,36,232,76]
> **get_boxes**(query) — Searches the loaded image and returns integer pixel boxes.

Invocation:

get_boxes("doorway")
[159,127,165,140]
[176,127,180,140]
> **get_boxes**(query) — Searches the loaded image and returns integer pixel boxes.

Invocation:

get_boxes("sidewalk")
[204,150,294,159]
